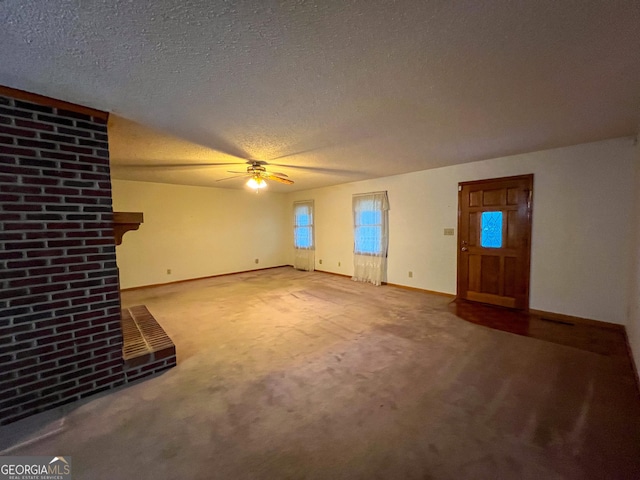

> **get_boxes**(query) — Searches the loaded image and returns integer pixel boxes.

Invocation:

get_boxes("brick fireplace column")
[0,86,124,425]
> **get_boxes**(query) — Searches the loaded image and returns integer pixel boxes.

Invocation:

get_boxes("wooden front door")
[457,174,533,309]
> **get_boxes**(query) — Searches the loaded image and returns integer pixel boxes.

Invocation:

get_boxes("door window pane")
[481,211,502,248]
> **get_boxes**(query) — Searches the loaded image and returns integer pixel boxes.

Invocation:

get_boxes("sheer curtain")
[352,191,389,286]
[293,200,315,271]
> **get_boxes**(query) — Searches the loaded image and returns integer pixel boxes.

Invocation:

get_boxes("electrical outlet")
[408,271,413,278]
[338,261,341,267]
[254,258,259,264]
[319,259,323,265]
[444,228,455,236]
[167,269,171,275]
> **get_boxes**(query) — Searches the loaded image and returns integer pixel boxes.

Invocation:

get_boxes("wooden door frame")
[456,174,533,310]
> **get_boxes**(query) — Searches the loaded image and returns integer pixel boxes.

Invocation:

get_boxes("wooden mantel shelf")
[113,211,144,245]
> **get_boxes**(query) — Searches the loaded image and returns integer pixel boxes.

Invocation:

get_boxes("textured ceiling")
[1,0,639,192]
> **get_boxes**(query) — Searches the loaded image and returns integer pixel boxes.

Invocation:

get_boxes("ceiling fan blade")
[267,171,288,177]
[114,162,242,169]
[268,163,362,175]
[227,170,249,174]
[215,174,250,182]
[265,174,294,185]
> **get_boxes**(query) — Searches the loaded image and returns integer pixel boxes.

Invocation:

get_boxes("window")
[354,204,383,254]
[480,211,503,248]
[293,201,315,271]
[294,201,314,249]
[352,191,389,286]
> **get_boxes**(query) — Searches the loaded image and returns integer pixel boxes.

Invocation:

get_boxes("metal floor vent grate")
[539,317,575,326]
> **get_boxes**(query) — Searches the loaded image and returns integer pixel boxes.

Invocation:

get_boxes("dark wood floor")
[448,298,635,370]
[448,299,640,415]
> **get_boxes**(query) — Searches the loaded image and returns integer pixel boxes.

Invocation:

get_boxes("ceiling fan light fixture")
[247,176,267,189]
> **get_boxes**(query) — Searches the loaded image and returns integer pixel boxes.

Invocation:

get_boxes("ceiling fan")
[113,152,365,191]
[218,160,294,189]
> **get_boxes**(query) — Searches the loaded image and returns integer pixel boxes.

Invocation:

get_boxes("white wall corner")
[626,139,640,377]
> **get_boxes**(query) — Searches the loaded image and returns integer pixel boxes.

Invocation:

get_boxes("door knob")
[461,246,468,252]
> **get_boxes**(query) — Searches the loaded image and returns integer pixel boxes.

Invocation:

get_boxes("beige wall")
[626,139,640,373]
[111,137,636,326]
[287,137,636,325]
[112,180,289,289]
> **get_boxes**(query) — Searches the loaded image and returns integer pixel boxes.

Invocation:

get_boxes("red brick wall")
[0,91,124,425]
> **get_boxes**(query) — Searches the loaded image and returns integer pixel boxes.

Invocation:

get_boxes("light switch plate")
[444,228,455,236]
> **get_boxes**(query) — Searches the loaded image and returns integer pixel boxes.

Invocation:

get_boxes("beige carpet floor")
[2,267,640,479]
